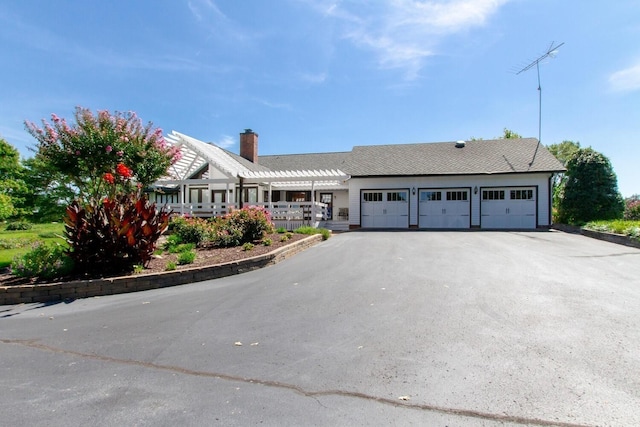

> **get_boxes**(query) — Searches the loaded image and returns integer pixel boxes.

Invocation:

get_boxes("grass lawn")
[0,223,66,269]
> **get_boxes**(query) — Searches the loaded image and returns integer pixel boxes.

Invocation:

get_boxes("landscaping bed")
[0,232,307,288]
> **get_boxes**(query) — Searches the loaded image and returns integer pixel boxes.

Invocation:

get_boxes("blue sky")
[1,0,639,196]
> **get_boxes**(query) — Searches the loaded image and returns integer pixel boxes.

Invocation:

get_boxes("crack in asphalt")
[2,338,593,427]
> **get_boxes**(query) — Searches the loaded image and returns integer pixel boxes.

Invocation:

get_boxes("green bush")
[210,220,244,247]
[165,261,177,271]
[262,238,272,246]
[6,221,33,231]
[280,235,289,242]
[276,227,287,233]
[170,216,211,247]
[11,242,73,280]
[0,238,35,250]
[242,242,254,251]
[177,250,196,265]
[294,226,331,240]
[225,206,275,243]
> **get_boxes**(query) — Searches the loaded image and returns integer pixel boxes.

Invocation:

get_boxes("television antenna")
[513,41,564,146]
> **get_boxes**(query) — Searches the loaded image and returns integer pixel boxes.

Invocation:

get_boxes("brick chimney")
[240,129,258,163]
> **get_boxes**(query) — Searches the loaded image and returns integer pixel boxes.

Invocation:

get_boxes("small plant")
[285,232,292,239]
[262,238,272,246]
[177,250,196,265]
[0,238,35,250]
[133,264,144,274]
[165,261,177,271]
[280,235,289,242]
[276,227,287,233]
[242,242,255,251]
[162,234,183,251]
[169,243,196,254]
[294,226,331,240]
[11,242,73,280]
[6,221,32,231]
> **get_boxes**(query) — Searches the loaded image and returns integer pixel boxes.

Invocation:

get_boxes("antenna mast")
[514,41,564,146]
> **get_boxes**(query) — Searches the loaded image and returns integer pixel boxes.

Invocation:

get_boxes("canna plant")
[64,192,170,274]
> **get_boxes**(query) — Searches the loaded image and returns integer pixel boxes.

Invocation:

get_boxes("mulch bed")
[0,233,307,287]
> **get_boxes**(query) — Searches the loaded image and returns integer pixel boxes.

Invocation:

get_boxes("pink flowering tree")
[24,107,181,274]
[25,107,181,201]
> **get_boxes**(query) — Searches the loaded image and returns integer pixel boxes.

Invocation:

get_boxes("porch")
[163,201,333,230]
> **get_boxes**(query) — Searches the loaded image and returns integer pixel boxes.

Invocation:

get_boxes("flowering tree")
[25,107,181,201]
[24,108,181,275]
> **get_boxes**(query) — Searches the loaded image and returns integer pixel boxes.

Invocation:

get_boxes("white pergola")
[154,131,350,212]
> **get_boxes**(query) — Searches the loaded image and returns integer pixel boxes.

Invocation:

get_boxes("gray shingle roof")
[260,138,565,177]
[258,151,351,172]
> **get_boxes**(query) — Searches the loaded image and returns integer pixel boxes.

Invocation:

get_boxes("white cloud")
[609,63,640,92]
[214,135,235,149]
[299,72,328,84]
[307,0,509,79]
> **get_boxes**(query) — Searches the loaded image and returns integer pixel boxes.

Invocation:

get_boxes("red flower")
[103,172,115,184]
[116,163,133,179]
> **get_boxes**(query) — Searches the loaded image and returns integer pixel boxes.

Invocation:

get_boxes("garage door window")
[420,191,441,201]
[483,190,505,200]
[511,189,534,200]
[363,192,383,202]
[387,191,408,202]
[446,191,468,201]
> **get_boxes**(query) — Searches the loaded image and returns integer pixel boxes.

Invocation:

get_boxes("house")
[152,129,565,230]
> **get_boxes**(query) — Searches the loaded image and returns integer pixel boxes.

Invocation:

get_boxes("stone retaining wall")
[551,224,640,249]
[0,234,323,305]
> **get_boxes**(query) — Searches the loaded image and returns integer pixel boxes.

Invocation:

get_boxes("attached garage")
[361,189,409,228]
[418,188,470,228]
[481,187,537,229]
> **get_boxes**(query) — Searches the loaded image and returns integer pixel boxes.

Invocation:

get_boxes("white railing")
[162,201,328,230]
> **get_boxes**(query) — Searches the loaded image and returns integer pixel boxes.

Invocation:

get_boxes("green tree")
[25,107,181,201]
[501,128,522,139]
[0,138,29,219]
[547,140,581,208]
[21,156,75,222]
[557,147,624,223]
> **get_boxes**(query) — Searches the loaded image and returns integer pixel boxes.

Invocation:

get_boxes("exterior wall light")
[474,186,478,194]
[412,187,416,196]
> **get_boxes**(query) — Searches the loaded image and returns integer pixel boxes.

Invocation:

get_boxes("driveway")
[2,230,639,426]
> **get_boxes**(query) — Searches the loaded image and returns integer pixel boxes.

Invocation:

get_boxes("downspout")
[238,177,244,209]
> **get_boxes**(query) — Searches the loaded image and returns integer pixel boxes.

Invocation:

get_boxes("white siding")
[348,174,553,228]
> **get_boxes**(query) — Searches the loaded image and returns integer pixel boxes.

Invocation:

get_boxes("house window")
[482,190,505,200]
[286,191,310,202]
[264,190,282,203]
[211,190,226,204]
[387,192,407,202]
[510,189,534,200]
[236,187,258,204]
[446,191,468,201]
[363,192,383,202]
[156,192,179,204]
[420,191,441,201]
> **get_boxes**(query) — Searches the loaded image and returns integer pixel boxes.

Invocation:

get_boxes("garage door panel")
[418,189,470,229]
[481,187,536,229]
[361,190,408,228]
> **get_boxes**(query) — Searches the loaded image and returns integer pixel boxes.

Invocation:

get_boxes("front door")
[320,193,333,220]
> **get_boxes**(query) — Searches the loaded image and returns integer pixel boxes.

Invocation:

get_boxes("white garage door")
[418,188,470,228]
[361,190,409,228]
[481,187,536,229]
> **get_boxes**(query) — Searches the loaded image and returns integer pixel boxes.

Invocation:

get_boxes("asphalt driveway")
[2,230,639,426]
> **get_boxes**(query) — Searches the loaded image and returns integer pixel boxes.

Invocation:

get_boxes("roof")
[259,152,351,172]
[162,132,565,186]
[262,138,565,177]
